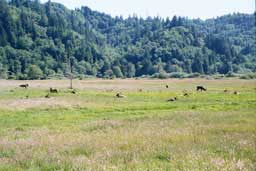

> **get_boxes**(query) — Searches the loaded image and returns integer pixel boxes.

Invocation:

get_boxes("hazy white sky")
[41,0,255,19]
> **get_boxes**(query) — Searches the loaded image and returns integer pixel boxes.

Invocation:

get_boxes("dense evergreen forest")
[0,0,255,79]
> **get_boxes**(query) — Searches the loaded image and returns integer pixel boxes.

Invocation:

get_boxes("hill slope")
[0,0,255,79]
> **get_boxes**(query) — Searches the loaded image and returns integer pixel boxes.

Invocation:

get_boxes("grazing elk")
[116,92,126,98]
[182,90,189,97]
[234,91,240,95]
[19,84,29,89]
[183,93,189,97]
[45,93,50,98]
[196,86,207,92]
[50,88,58,93]
[167,97,178,102]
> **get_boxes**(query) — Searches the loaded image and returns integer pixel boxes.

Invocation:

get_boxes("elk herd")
[16,82,241,101]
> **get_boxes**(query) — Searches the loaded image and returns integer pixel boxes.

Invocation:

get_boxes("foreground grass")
[0,79,255,170]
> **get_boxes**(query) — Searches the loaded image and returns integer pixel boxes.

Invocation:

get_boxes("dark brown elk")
[50,88,58,93]
[196,86,207,91]
[167,97,178,102]
[234,91,240,95]
[116,93,126,98]
[19,84,29,88]
[183,93,189,97]
[45,93,50,98]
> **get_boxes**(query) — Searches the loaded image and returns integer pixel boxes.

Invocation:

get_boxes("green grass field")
[0,79,255,171]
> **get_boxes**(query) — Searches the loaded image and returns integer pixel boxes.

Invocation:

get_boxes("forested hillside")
[0,0,255,79]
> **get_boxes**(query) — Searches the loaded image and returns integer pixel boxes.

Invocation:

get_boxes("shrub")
[27,65,43,80]
[226,72,237,78]
[187,73,201,78]
[213,74,225,79]
[152,72,169,79]
[240,73,256,79]
[169,72,187,78]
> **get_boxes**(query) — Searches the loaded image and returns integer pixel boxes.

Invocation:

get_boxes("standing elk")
[50,88,58,93]
[196,86,207,91]
[19,84,29,89]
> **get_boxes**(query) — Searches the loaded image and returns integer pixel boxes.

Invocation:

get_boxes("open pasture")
[0,79,255,171]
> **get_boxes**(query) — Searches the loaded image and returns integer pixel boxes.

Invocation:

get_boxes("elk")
[19,84,29,89]
[183,93,189,97]
[196,86,207,91]
[45,93,50,98]
[50,88,58,93]
[116,92,126,98]
[167,97,178,102]
[234,91,240,95]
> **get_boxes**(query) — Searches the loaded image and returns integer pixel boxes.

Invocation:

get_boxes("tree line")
[0,0,255,79]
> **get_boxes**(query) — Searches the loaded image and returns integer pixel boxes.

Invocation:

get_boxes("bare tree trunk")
[69,57,73,89]
[70,74,73,89]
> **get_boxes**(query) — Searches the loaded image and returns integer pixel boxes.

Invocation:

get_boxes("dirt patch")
[0,97,78,110]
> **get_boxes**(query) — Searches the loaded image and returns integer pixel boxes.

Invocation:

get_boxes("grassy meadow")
[0,79,255,171]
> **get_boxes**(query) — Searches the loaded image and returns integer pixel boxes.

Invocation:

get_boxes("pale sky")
[41,0,255,19]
